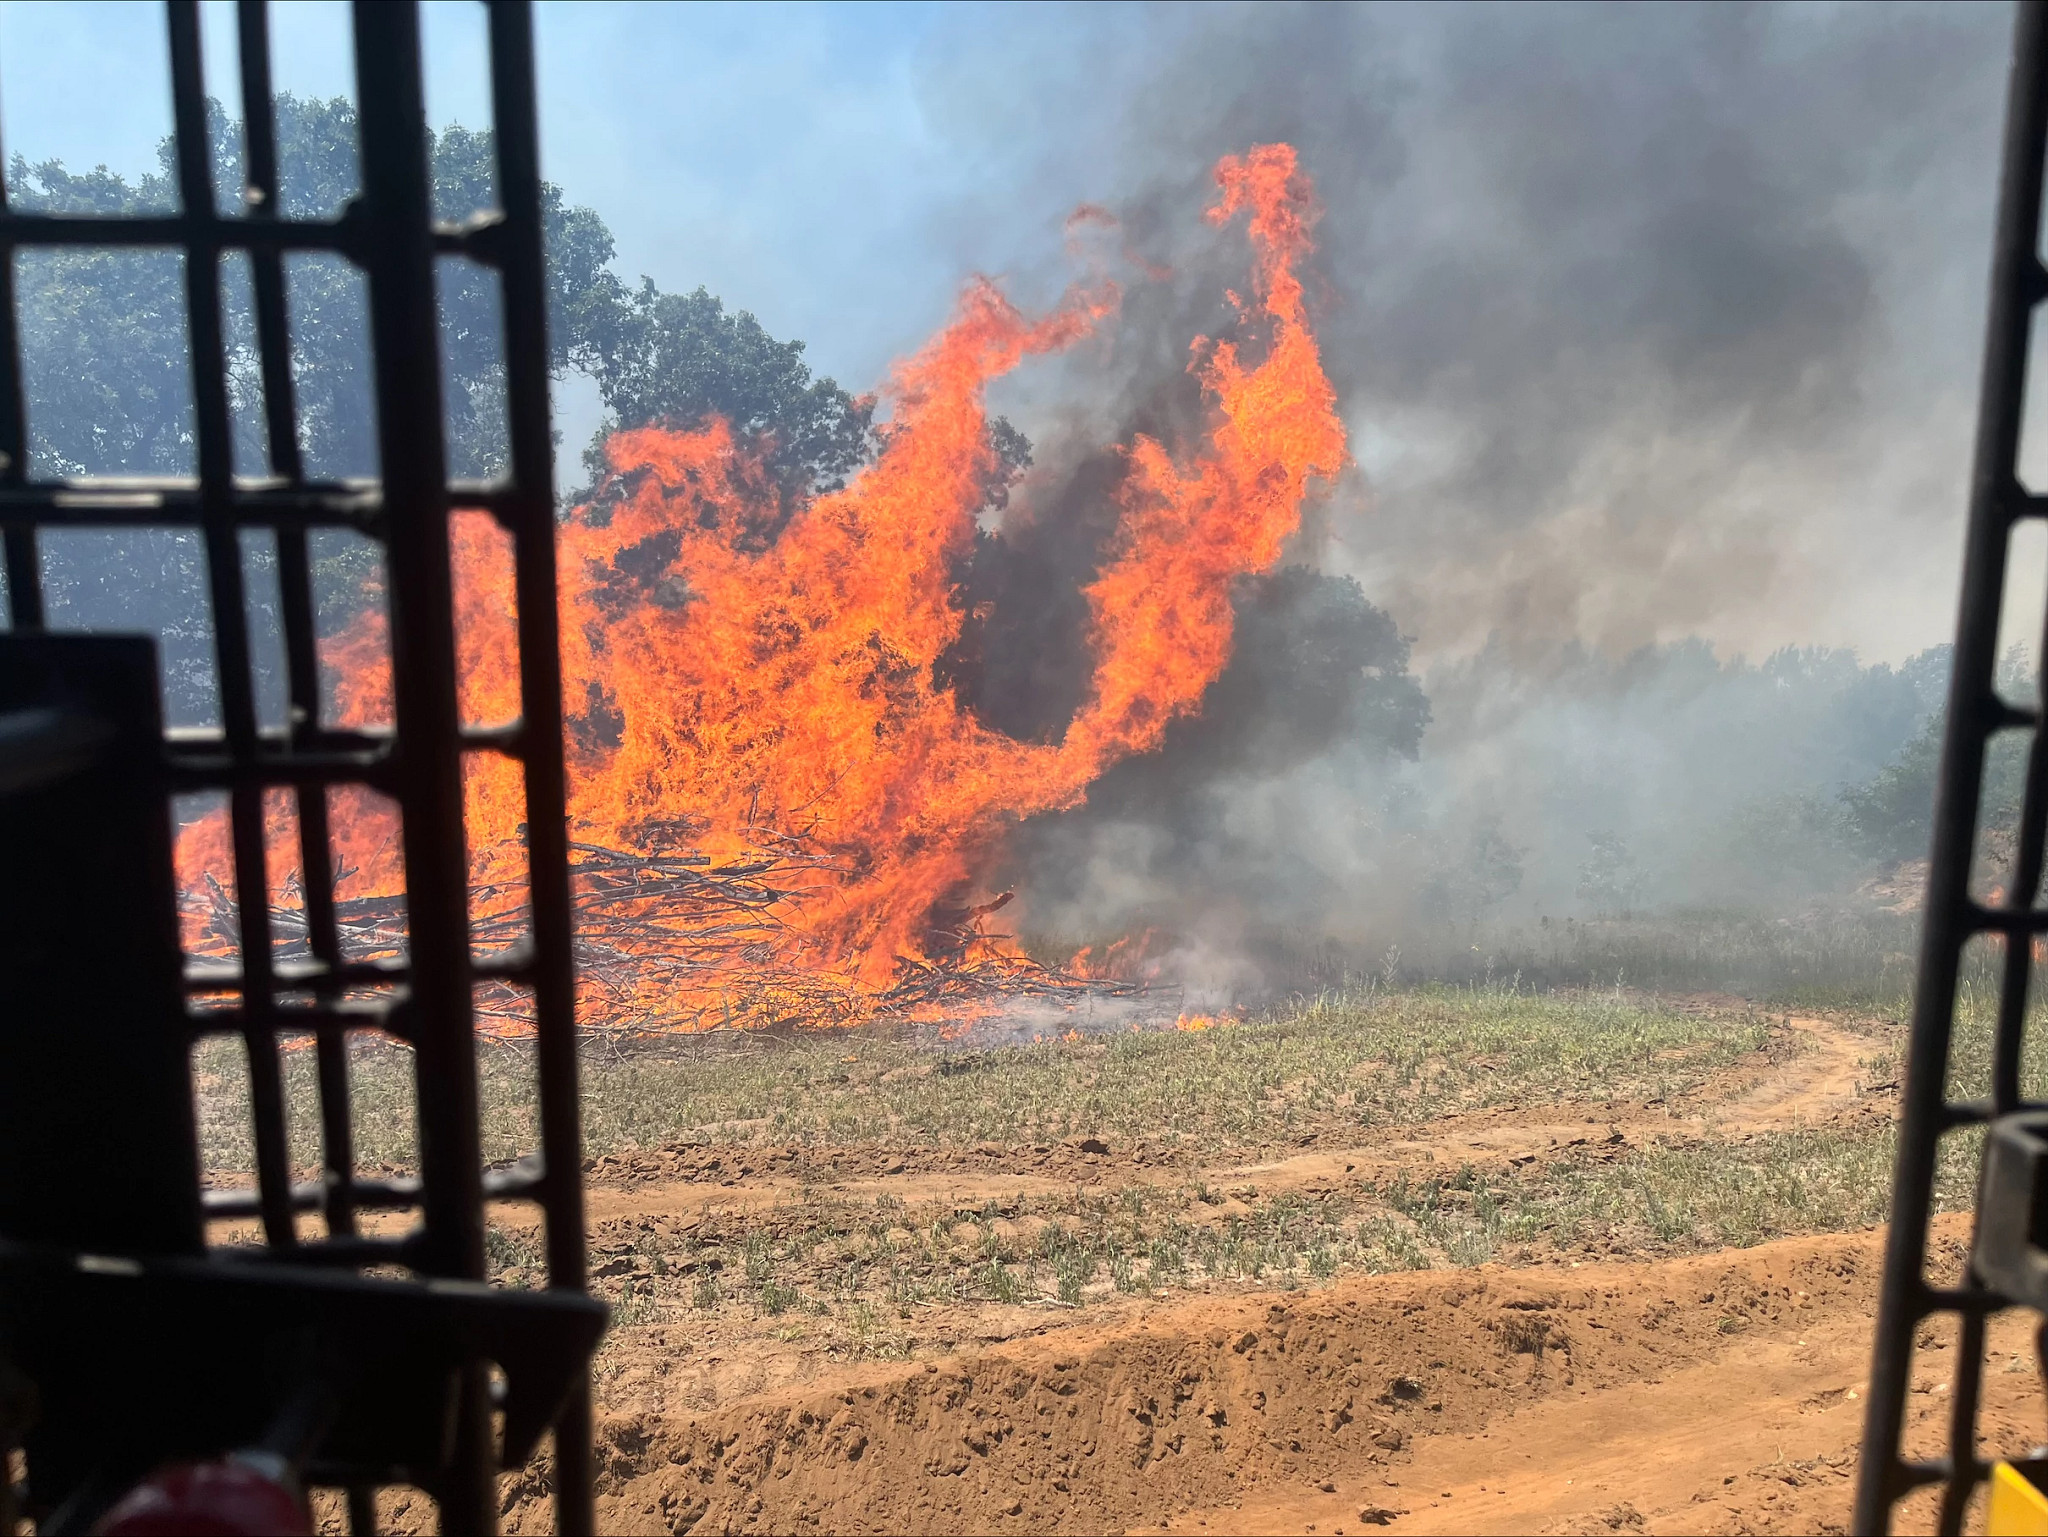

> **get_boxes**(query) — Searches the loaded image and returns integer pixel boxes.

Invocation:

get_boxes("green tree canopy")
[8,96,874,721]
[577,281,874,502]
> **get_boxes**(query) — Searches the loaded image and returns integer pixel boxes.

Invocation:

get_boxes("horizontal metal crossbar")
[0,479,523,528]
[201,1159,548,1222]
[0,209,510,265]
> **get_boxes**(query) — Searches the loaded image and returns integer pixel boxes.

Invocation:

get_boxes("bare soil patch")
[560,1221,2019,1537]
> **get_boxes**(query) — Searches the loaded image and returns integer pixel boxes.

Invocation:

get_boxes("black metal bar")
[201,1161,545,1221]
[308,803,360,1235]
[0,209,504,262]
[1968,902,2048,933]
[1993,601,2048,1114]
[216,1232,425,1269]
[0,478,522,526]
[167,725,395,751]
[1937,1304,1990,1534]
[1939,1099,1998,1131]
[462,721,529,755]
[165,724,395,749]
[186,1002,412,1042]
[0,212,359,252]
[1856,4,2048,1531]
[1896,1461,1953,1492]
[1923,1286,2014,1314]
[351,6,496,1527]
[0,492,381,530]
[1996,923,2031,1111]
[237,2,305,492]
[0,2,595,1517]
[238,0,362,1246]
[1,528,37,629]
[186,956,408,990]
[352,0,482,1281]
[472,948,536,980]
[162,749,399,795]
[168,0,300,1253]
[486,9,594,1529]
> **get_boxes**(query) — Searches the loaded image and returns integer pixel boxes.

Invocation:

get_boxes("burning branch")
[183,830,1135,1038]
[173,142,1332,1040]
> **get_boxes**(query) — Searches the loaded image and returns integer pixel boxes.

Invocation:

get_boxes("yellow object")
[1990,1462,2048,1536]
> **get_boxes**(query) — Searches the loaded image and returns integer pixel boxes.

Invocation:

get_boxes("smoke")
[915,2,2012,979]
[923,0,2006,665]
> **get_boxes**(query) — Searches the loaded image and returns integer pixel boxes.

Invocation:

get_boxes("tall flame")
[178,143,1346,1030]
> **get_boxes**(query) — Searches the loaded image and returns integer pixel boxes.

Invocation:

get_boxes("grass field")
[196,982,1775,1172]
[189,970,2007,1355]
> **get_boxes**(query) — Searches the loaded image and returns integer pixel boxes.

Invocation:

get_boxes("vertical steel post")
[1856,4,2048,1531]
[0,57,36,630]
[484,5,596,1530]
[352,7,494,1528]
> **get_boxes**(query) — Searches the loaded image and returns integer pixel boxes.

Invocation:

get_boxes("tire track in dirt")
[538,1011,1889,1231]
[1713,1014,1878,1133]
[1217,1012,1888,1196]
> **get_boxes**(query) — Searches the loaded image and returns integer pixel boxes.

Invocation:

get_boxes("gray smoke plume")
[932,0,2008,664]
[915,2,2014,980]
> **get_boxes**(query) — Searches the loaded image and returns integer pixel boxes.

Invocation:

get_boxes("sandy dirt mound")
[559,1217,2028,1536]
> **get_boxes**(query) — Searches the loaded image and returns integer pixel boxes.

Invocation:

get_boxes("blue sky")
[0,1,1120,453]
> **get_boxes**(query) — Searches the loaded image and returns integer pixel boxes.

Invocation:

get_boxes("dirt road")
[569,1220,2034,1537]
[485,1011,2003,1536]
[333,1009,1998,1535]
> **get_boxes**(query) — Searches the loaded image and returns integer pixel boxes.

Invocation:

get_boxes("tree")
[8,96,873,719]
[1173,567,1430,774]
[1839,645,2021,863]
[1421,813,1525,926]
[576,283,873,512]
[1033,568,1430,820]
[11,152,223,718]
[1000,566,1433,935]
[1577,831,1646,918]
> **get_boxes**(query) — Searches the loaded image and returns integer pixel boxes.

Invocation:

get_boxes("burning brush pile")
[178,143,1346,1036]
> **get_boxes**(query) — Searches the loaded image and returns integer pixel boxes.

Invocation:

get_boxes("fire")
[178,143,1345,1032]
[1067,929,1166,983]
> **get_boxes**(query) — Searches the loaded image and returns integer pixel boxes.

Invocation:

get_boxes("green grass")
[189,983,1773,1178]
[557,1111,1976,1330]
[564,982,1768,1155]
[189,973,2012,1329]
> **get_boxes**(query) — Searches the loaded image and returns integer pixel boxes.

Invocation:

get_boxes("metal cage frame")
[1857,3,2048,1532]
[0,3,592,1530]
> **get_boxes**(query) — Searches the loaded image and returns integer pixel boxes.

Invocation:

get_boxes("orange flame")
[179,143,1344,1031]
[1068,928,1167,983]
